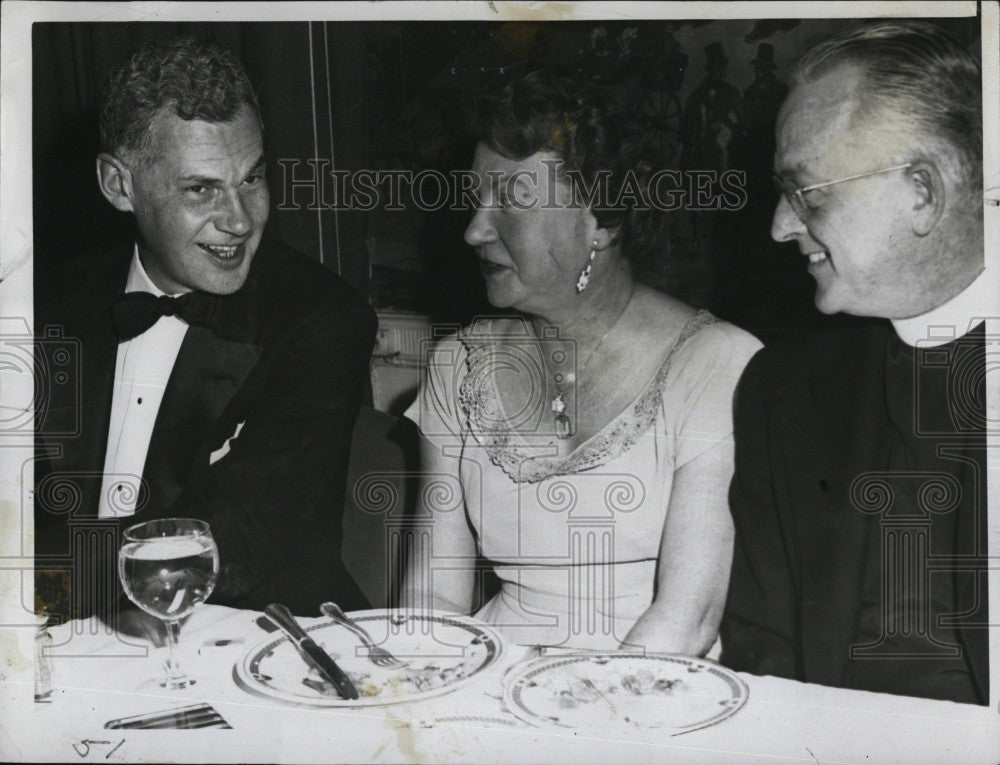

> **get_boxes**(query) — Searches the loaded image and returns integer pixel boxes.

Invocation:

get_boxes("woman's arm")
[398,335,480,616]
[398,438,479,616]
[622,439,735,655]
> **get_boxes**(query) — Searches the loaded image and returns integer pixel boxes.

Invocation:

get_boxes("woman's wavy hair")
[468,68,667,265]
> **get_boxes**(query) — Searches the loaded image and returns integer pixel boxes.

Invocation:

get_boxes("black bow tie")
[112,291,219,340]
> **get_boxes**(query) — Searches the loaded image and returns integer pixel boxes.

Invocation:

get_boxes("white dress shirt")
[891,268,996,348]
[97,248,189,518]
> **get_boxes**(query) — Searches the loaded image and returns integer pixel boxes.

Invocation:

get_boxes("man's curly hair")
[99,37,261,166]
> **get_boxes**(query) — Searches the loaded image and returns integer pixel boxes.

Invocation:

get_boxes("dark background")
[32,17,981,341]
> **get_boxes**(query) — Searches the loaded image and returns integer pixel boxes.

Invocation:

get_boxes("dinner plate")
[235,610,505,707]
[502,653,748,733]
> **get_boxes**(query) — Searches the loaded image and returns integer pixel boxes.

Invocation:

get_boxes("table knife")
[264,603,360,700]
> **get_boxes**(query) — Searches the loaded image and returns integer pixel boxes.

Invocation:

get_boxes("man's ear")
[908,160,946,237]
[96,153,135,213]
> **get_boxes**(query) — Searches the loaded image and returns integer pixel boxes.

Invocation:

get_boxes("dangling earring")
[576,242,598,293]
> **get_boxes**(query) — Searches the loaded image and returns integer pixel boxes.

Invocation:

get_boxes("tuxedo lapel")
[791,327,890,687]
[39,248,130,520]
[141,301,262,515]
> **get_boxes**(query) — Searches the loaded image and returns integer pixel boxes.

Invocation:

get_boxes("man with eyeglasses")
[720,21,991,705]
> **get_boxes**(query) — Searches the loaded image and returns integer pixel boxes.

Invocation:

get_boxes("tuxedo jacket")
[720,322,989,704]
[34,238,377,618]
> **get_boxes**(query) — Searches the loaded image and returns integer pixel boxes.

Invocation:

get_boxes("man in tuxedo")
[34,38,376,619]
[720,21,991,704]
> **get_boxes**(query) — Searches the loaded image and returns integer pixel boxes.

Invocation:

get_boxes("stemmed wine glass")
[118,518,219,689]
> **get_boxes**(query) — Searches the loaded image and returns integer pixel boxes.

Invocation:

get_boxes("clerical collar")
[126,245,184,298]
[891,268,994,348]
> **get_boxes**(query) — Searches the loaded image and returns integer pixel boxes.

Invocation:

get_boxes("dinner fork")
[319,602,403,668]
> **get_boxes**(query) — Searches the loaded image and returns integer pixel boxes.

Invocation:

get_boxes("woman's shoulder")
[425,315,524,351]
[633,287,763,366]
[423,315,532,379]
[422,328,465,366]
[459,315,533,345]
[625,293,761,407]
[679,315,764,362]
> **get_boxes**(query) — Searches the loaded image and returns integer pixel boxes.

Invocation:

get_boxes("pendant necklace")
[550,289,634,440]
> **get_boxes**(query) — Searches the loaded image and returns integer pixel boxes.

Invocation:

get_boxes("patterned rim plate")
[235,610,505,707]
[502,653,748,732]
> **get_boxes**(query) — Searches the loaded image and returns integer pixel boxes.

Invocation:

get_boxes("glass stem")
[162,619,188,688]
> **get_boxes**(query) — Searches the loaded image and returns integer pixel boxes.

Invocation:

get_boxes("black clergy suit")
[721,322,989,705]
[34,237,377,619]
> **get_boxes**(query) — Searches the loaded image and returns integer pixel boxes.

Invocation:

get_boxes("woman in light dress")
[402,70,761,653]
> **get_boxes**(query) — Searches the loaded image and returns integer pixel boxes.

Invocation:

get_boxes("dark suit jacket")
[34,238,377,618]
[720,322,989,704]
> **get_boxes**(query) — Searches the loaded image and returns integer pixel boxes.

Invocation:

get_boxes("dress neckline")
[457,310,717,483]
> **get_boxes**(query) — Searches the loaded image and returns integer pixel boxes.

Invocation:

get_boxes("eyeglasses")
[773,163,912,219]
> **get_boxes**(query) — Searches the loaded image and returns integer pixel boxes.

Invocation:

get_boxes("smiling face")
[771,64,930,318]
[124,104,269,295]
[463,143,599,317]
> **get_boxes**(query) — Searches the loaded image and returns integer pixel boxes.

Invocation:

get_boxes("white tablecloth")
[2,605,996,764]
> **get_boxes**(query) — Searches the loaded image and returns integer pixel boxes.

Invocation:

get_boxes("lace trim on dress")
[456,310,717,484]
